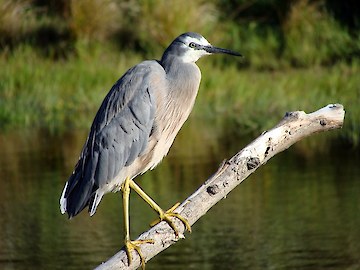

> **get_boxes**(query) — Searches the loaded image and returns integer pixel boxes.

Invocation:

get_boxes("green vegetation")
[0,0,359,146]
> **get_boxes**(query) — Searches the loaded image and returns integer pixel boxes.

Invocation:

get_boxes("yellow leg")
[129,180,192,235]
[122,177,154,269]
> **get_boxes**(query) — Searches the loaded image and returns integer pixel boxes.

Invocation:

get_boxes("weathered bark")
[95,104,345,270]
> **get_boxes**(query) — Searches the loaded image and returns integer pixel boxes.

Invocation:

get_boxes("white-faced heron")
[60,32,241,268]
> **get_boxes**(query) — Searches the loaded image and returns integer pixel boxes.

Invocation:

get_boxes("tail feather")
[89,190,104,216]
[59,159,102,218]
[60,182,68,214]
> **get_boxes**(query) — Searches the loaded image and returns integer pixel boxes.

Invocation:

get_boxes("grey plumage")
[61,62,159,217]
[60,32,241,218]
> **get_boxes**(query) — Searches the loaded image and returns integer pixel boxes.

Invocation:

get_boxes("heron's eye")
[189,42,197,49]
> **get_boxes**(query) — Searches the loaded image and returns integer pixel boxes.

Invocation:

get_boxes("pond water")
[0,121,359,270]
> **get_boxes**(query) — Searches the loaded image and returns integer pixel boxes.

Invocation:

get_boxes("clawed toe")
[150,202,192,236]
[125,239,154,269]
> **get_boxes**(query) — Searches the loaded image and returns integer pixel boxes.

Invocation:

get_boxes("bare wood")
[95,104,345,270]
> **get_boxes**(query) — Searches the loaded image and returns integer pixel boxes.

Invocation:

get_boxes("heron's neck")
[160,55,199,78]
[160,55,201,110]
[160,54,177,74]
[155,55,201,150]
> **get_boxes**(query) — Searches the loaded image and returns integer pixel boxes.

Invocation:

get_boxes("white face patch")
[180,36,212,63]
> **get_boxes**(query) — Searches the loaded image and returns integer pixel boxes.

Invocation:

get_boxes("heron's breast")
[125,62,201,177]
[146,68,201,169]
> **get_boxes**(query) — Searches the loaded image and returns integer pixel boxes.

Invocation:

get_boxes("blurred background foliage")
[0,0,359,145]
[1,0,358,63]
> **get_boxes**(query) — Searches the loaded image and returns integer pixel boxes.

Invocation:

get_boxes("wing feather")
[61,61,160,217]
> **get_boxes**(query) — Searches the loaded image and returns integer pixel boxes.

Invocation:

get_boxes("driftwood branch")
[95,104,345,270]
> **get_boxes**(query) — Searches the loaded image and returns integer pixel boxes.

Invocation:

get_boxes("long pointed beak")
[203,45,242,57]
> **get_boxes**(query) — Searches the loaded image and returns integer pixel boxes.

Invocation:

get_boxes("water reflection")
[0,121,359,270]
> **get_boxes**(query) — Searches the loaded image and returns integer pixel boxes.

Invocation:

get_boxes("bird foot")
[150,202,192,237]
[125,239,154,269]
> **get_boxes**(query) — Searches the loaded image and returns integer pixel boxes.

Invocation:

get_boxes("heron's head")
[162,32,242,63]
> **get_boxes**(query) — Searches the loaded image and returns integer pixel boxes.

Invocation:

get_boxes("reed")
[1,44,358,145]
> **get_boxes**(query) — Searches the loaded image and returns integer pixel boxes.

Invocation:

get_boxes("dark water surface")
[0,123,359,270]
